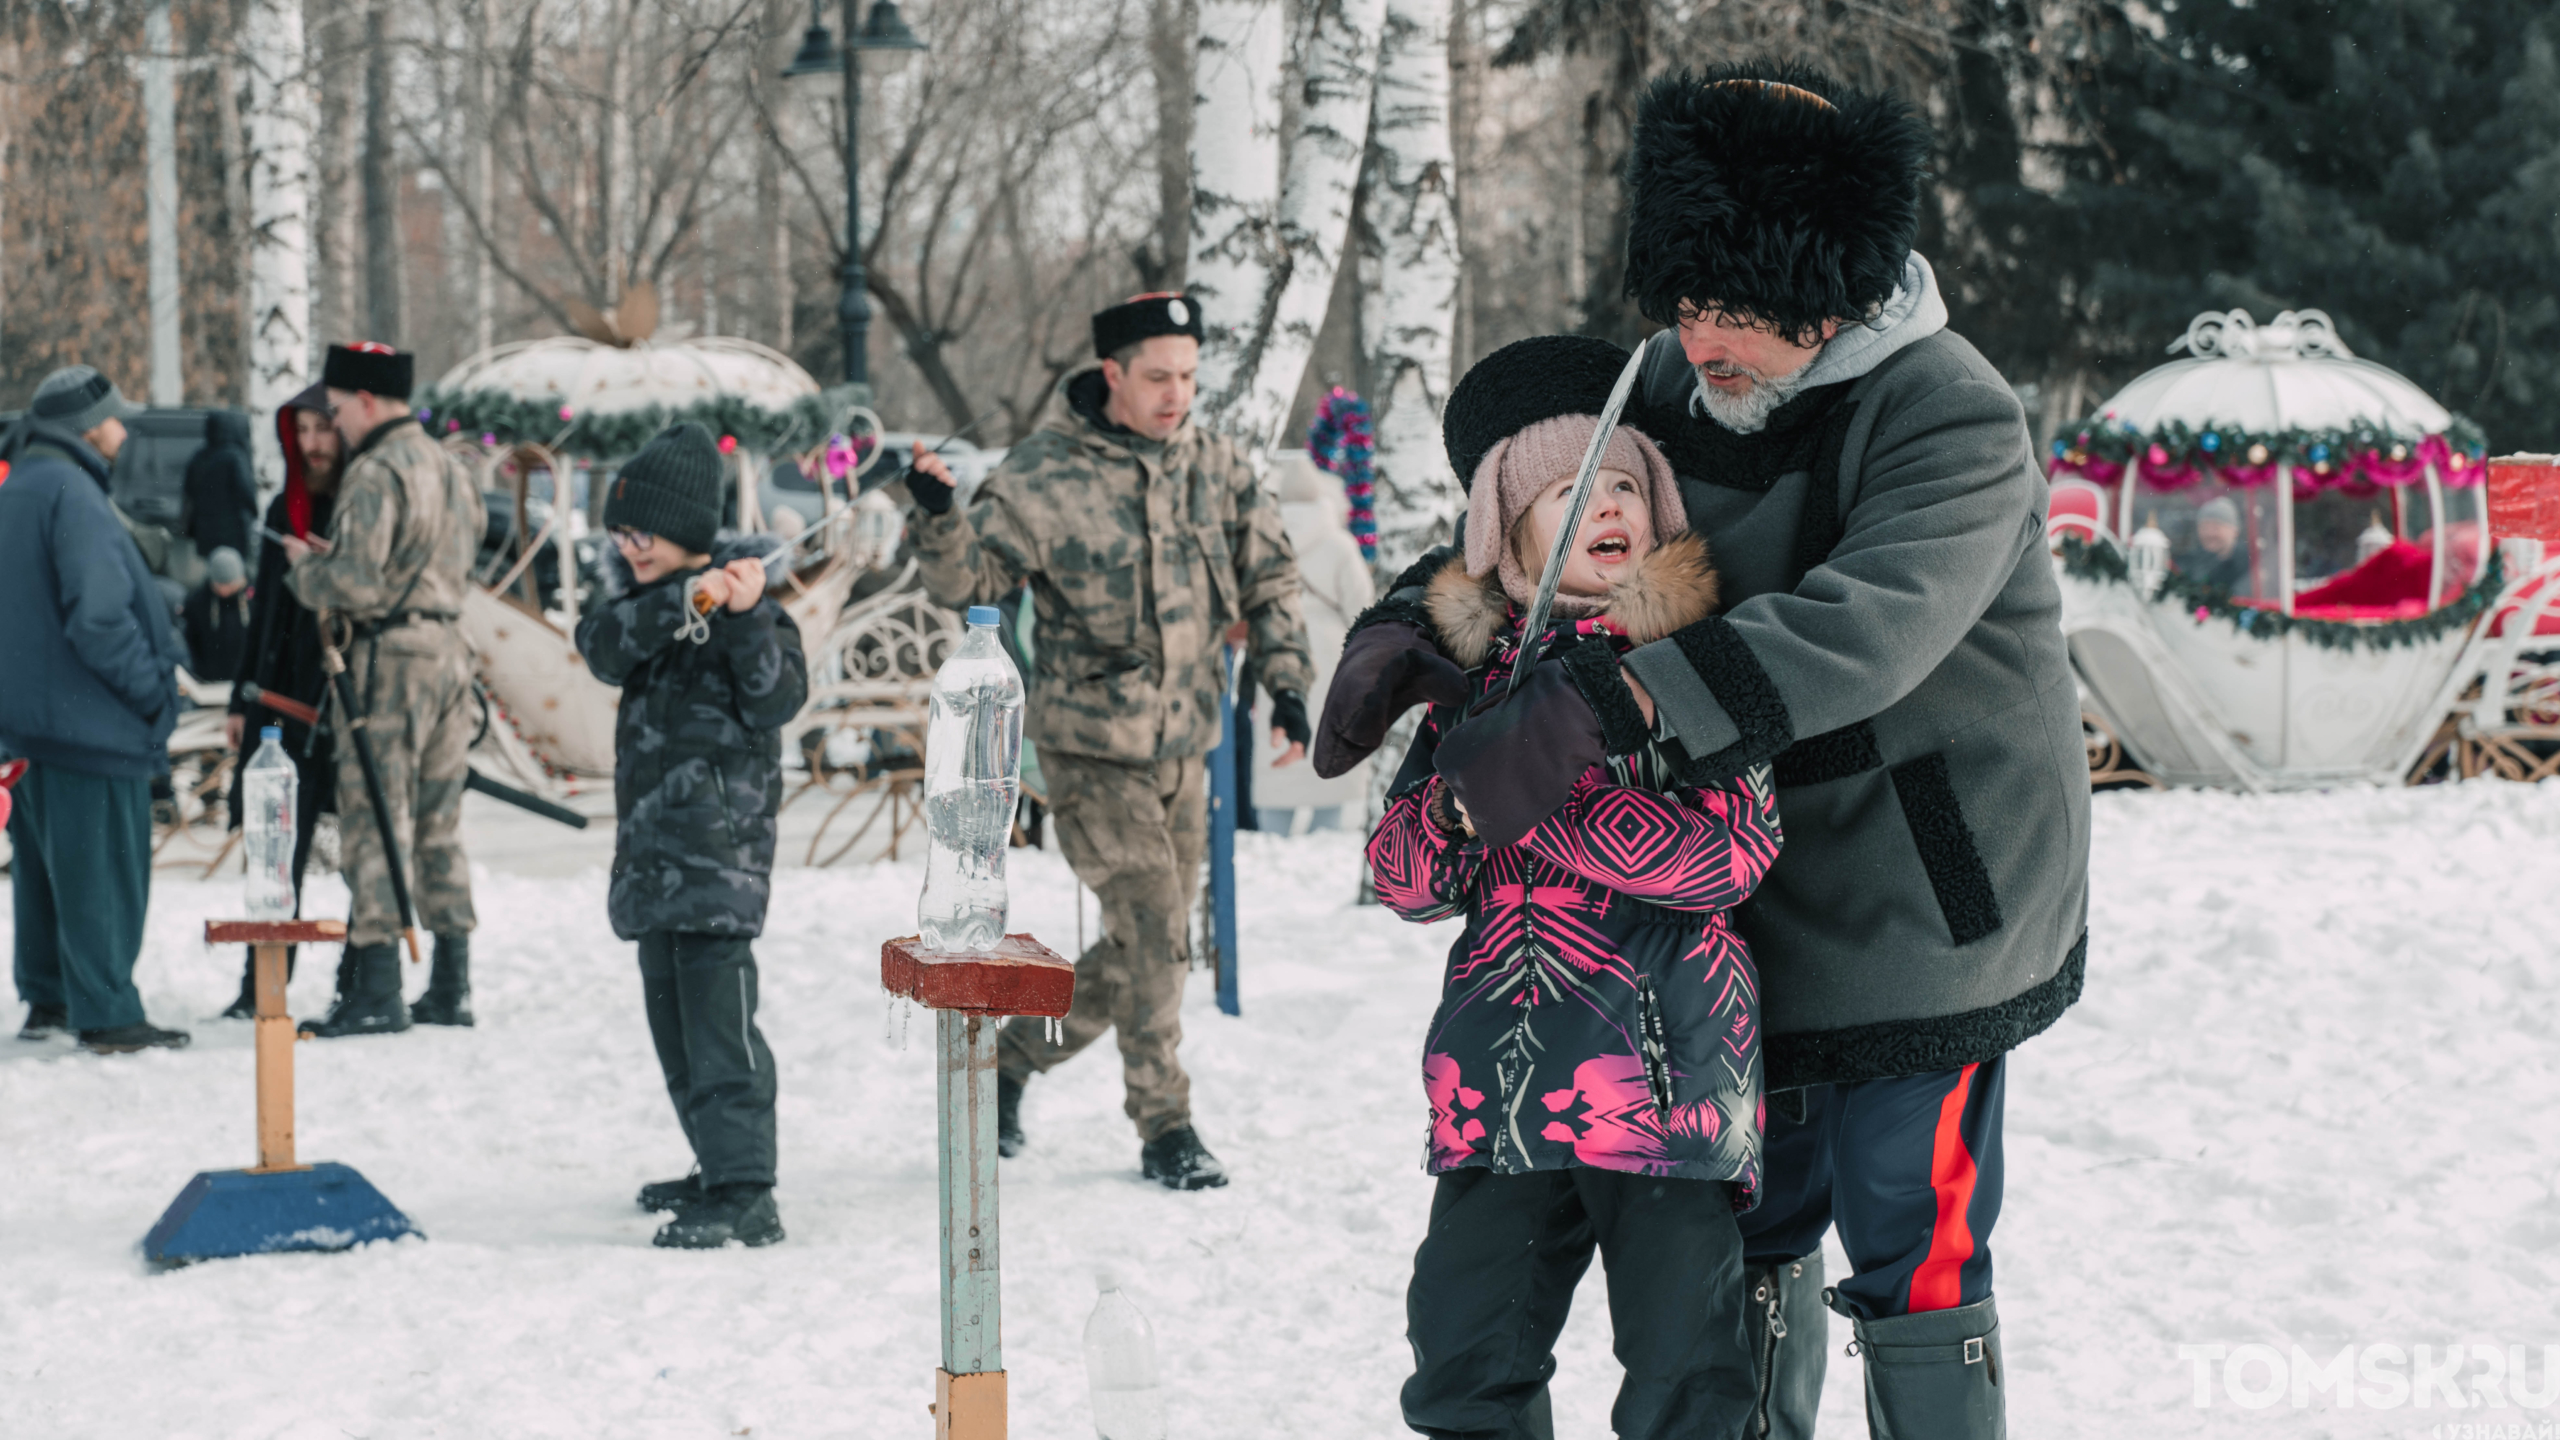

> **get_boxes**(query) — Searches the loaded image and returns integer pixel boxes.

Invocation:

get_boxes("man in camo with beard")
[907,293,1315,1191]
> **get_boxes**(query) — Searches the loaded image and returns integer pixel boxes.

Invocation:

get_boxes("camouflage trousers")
[333,623,477,946]
[998,751,1206,1141]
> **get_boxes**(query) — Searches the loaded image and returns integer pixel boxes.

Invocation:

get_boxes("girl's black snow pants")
[1402,1167,1755,1440]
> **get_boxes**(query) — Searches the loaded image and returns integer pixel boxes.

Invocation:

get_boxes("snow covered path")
[6,782,2560,1438]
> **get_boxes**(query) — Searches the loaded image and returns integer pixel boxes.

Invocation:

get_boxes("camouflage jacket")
[576,537,810,940]
[913,366,1315,763]
[287,416,483,632]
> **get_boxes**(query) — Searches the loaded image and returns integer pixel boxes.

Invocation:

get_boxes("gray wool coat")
[1618,264,2090,1091]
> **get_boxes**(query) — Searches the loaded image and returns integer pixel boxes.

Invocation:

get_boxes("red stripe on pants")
[1907,1062,1980,1313]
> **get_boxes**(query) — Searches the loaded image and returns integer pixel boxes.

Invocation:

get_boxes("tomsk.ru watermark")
[2176,1344,2560,1410]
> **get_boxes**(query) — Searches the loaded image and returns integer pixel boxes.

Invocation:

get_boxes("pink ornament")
[558,405,574,421]
[717,434,738,455]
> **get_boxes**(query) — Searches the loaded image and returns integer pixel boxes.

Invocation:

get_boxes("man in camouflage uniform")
[909,293,1316,1190]
[280,342,486,1037]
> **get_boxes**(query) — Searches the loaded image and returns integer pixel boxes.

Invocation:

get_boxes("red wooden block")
[205,919,349,946]
[881,934,1075,1017]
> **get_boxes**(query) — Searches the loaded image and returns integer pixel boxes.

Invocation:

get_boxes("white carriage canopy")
[2047,309,2494,629]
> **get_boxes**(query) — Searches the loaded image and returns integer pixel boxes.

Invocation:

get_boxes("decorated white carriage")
[2047,309,2560,790]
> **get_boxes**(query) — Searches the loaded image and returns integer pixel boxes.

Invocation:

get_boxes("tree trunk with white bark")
[242,0,314,494]
[1187,0,1286,403]
[1195,0,1387,456]
[1359,0,1461,571]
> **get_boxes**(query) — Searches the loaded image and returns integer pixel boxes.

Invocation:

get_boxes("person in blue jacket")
[0,366,193,1053]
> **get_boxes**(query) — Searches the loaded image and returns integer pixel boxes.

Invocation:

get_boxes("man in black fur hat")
[1328,63,2085,1439]
[281,342,488,1036]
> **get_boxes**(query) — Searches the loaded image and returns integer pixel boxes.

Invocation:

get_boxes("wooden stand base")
[933,1368,1006,1440]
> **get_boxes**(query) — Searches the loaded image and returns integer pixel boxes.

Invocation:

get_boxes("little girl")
[1357,340,1781,1439]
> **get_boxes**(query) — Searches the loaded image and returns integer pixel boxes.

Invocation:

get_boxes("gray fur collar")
[1425,530,1719,668]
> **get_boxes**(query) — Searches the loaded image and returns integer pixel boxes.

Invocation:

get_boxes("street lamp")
[785,0,927,390]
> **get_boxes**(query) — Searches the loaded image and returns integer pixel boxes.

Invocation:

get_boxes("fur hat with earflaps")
[1623,63,1933,343]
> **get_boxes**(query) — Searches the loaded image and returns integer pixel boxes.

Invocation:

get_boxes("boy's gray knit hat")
[604,422,725,555]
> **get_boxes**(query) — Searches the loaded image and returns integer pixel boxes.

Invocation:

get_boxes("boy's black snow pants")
[637,931,778,1188]
[1402,1167,1754,1440]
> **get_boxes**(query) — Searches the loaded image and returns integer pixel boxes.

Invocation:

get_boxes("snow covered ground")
[6,780,2560,1438]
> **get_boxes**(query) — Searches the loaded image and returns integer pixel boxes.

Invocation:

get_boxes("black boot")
[1140,1124,1229,1191]
[652,1184,784,1248]
[78,1021,192,1053]
[1748,1254,1829,1439]
[18,1004,69,1041]
[299,943,412,1038]
[996,1075,1026,1158]
[636,1171,705,1213]
[410,932,474,1026]
[1836,1291,2004,1440]
[219,965,257,1021]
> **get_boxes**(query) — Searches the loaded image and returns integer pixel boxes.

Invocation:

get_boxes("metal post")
[1209,644,1241,1016]
[937,1011,1003,1401]
[837,0,870,387]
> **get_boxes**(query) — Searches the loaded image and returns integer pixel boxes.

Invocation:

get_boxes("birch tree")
[1185,0,1285,399]
[1358,0,1459,569]
[1195,0,1385,453]
[241,0,313,491]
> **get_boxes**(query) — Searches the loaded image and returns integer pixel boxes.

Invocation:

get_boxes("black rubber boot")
[996,1075,1026,1158]
[1748,1253,1829,1439]
[410,932,474,1026]
[1140,1124,1229,1191]
[18,1005,69,1041]
[219,966,257,1021]
[222,942,301,1020]
[78,1021,192,1053]
[652,1184,784,1248]
[1837,1292,2004,1440]
[299,943,411,1038]
[636,1172,705,1213]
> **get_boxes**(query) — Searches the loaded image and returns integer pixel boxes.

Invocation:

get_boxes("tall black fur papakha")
[1622,63,1935,341]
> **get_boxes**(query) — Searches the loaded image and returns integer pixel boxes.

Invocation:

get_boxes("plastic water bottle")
[1083,1277,1167,1440]
[919,605,1023,950]
[242,726,298,920]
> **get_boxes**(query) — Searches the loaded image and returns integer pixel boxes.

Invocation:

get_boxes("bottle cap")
[966,605,1003,627]
[261,725,282,741]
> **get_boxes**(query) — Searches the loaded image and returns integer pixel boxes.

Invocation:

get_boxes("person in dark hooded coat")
[183,409,260,564]
[220,384,347,1020]
[576,422,807,1250]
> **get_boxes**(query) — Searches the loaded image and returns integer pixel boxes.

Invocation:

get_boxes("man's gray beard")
[1689,360,1816,434]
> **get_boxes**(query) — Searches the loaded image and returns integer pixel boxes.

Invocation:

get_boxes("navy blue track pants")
[1738,1055,2005,1321]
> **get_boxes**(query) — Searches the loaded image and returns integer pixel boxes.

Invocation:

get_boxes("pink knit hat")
[1465,416,1685,609]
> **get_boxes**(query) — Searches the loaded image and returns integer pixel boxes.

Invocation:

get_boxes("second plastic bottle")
[919,604,1024,951]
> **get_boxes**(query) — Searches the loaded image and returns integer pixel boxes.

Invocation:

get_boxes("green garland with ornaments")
[2049,414,2489,491]
[415,383,871,460]
[2056,533,2505,652]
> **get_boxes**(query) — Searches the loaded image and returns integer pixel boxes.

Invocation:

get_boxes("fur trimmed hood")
[1623,64,1933,343]
[1425,530,1720,668]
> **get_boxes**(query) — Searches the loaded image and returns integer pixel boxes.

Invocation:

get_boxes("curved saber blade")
[1505,337,1654,697]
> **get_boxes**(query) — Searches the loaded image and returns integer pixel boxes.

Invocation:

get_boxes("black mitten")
[1313,622,1470,778]
[1433,659,1606,850]
[1267,690,1311,747]
[903,463,955,515]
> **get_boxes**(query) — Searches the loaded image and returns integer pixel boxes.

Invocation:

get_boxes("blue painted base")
[143,1162,421,1265]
